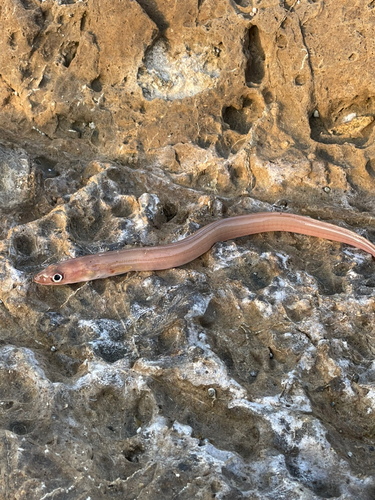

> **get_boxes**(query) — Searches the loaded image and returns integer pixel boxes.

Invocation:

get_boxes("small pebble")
[208,388,216,399]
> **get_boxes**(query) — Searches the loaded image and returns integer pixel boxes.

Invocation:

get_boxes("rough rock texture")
[1,0,375,498]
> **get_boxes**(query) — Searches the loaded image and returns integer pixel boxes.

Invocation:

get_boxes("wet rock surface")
[1,0,375,498]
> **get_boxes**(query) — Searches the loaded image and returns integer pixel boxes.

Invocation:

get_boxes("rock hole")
[262,89,273,104]
[163,202,178,221]
[233,0,251,6]
[38,74,49,88]
[20,66,32,80]
[220,350,234,371]
[34,156,58,178]
[90,129,100,146]
[245,26,265,85]
[276,33,288,49]
[123,444,144,462]
[18,0,33,9]
[93,342,127,363]
[70,121,85,138]
[215,139,230,159]
[295,74,305,86]
[91,78,103,92]
[222,99,255,135]
[310,113,328,143]
[13,232,36,256]
[10,421,32,435]
[197,137,212,149]
[199,300,217,327]
[9,33,16,49]
[365,159,375,178]
[62,41,79,68]
[80,12,87,30]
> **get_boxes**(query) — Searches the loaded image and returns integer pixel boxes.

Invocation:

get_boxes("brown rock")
[1,0,375,498]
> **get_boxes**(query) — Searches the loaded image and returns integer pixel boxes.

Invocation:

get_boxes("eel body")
[33,212,375,285]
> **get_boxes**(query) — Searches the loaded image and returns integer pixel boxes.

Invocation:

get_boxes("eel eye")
[52,273,63,283]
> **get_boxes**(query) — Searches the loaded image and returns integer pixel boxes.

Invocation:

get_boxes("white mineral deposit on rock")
[1,0,375,497]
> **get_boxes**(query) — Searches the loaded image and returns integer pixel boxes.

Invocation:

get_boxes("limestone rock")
[1,0,375,498]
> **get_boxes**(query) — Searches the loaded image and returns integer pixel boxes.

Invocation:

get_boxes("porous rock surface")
[1,0,375,498]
